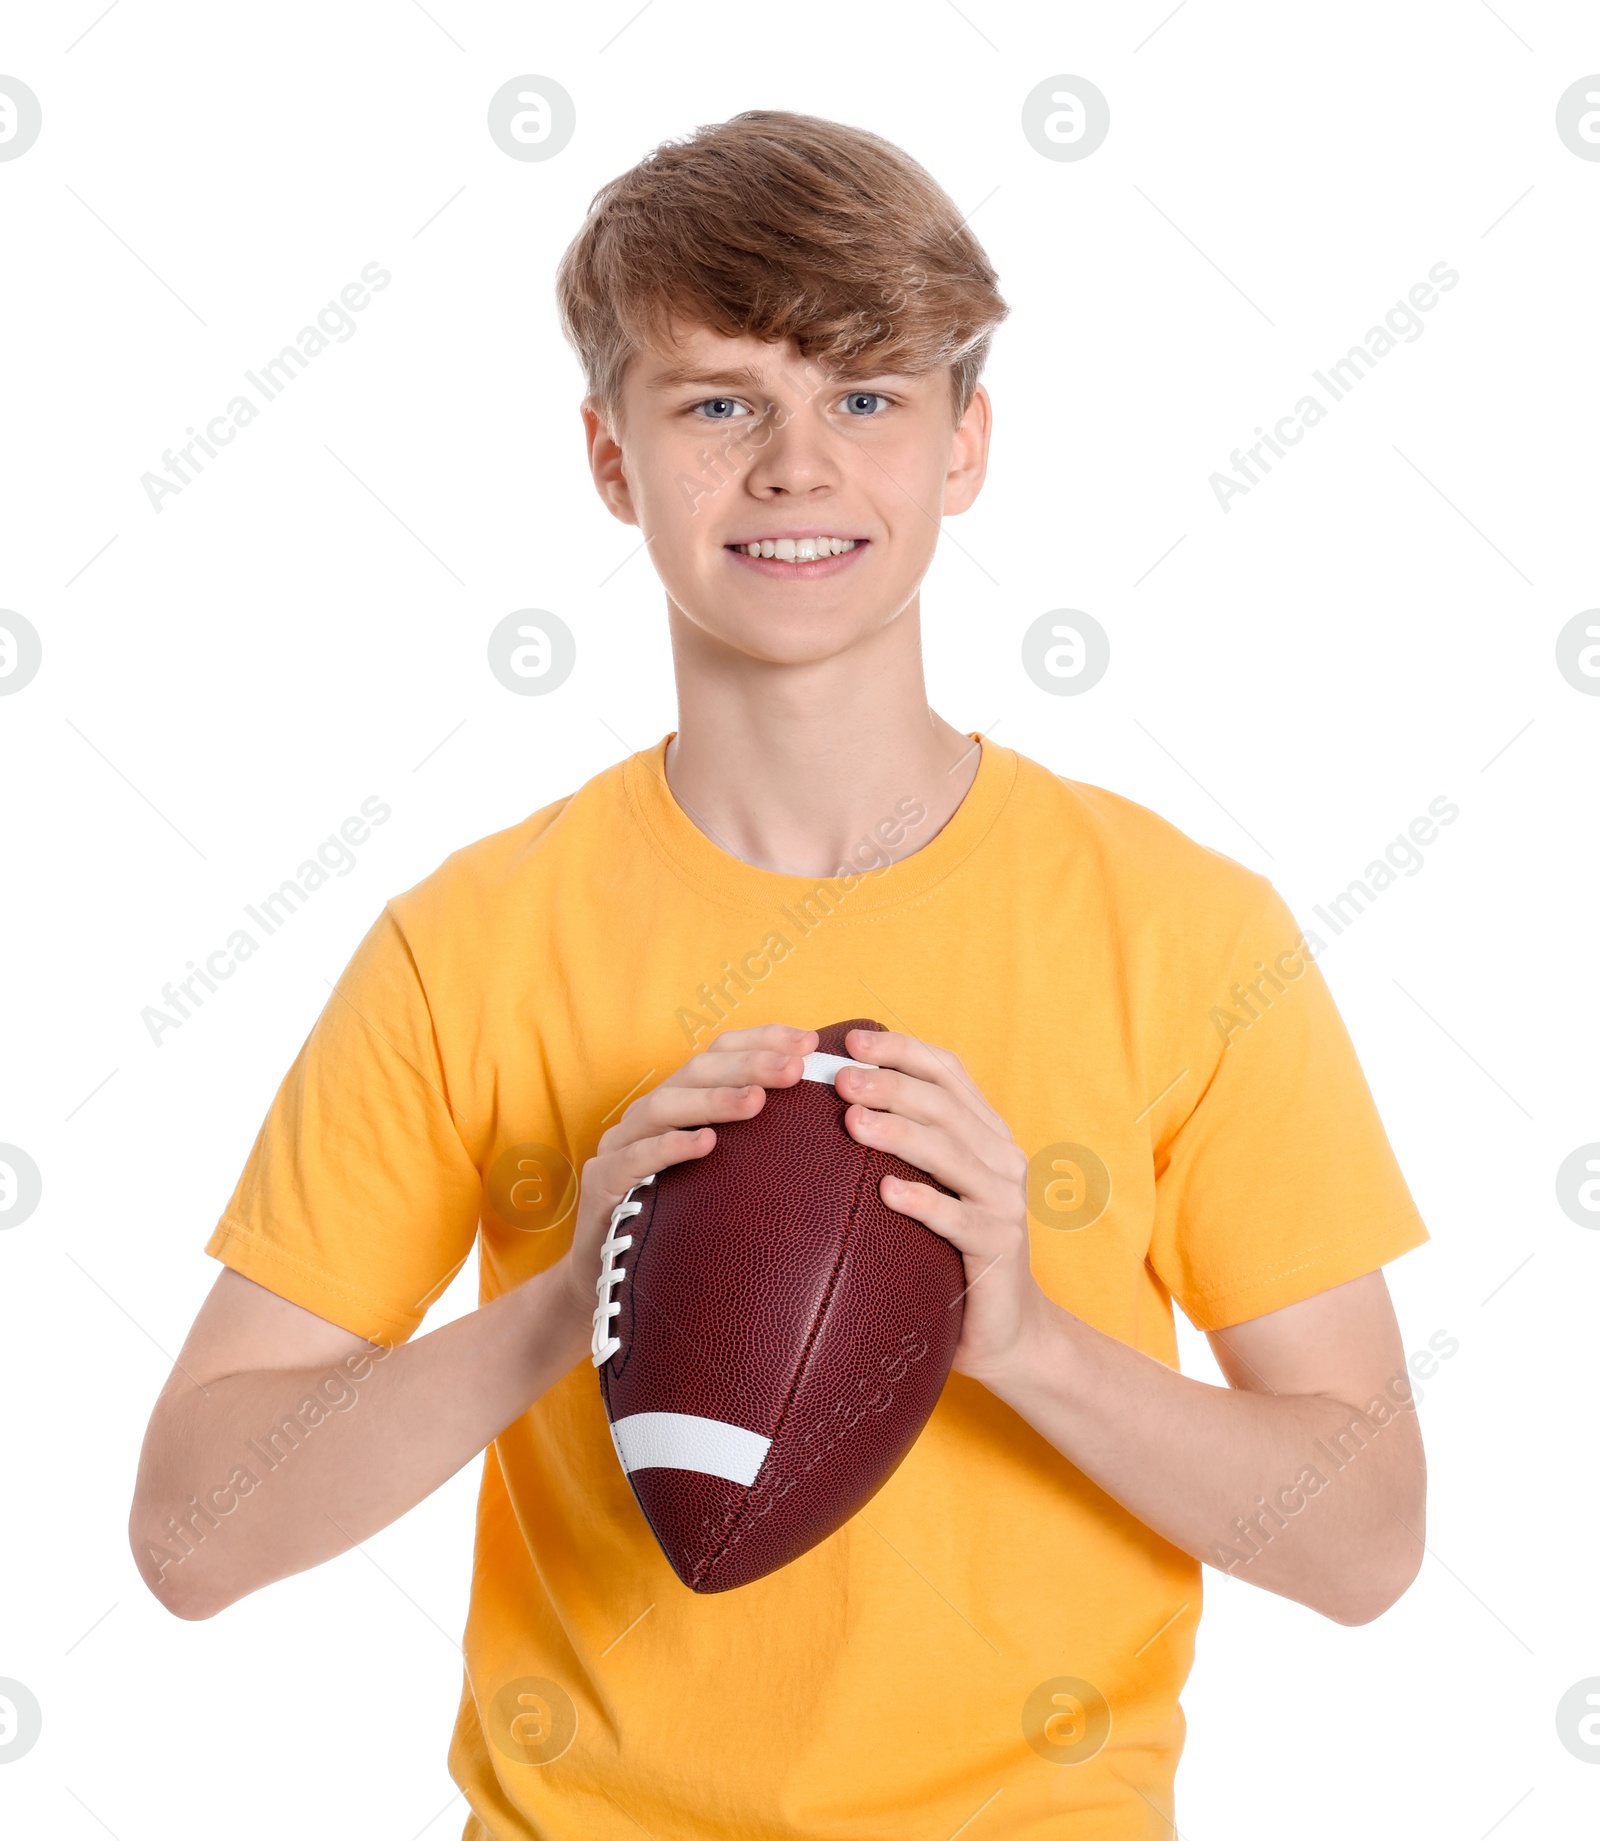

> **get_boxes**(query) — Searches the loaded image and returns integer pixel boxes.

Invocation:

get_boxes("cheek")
[858,431,949,540]
[639,416,755,511]
[624,447,715,561]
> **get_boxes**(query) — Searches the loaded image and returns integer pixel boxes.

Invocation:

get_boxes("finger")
[592,1125,719,1207]
[703,1023,819,1063]
[844,1028,992,1121]
[876,1173,993,1259]
[844,1104,1003,1204]
[832,1060,1014,1166]
[850,1030,986,1097]
[665,1041,817,1093]
[603,1082,766,1154]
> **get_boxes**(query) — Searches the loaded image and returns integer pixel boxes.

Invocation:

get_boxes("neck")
[663,597,980,878]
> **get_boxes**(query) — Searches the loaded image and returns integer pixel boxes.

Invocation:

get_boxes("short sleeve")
[1147,884,1429,1331]
[204,906,484,1346]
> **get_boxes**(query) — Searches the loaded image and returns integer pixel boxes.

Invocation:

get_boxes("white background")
[2,1,1597,1835]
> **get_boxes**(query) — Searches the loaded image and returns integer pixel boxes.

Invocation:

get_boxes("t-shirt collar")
[623,731,1016,918]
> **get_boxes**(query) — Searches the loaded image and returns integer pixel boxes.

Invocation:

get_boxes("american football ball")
[591,1018,966,1593]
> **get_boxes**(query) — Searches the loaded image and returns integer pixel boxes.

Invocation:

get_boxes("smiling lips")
[726,534,866,573]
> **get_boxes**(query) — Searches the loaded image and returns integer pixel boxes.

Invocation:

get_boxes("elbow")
[1321,1537,1425,1627]
[1320,1438,1428,1625]
[152,1584,225,1623]
[128,1506,231,1622]
[133,1550,231,1622]
[1326,1581,1411,1627]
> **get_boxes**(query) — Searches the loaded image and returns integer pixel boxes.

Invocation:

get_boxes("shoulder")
[1005,749,1273,928]
[385,755,629,940]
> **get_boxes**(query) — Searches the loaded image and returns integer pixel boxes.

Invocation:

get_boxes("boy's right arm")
[129,1025,818,1621]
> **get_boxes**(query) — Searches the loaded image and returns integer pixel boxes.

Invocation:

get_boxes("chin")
[672,582,907,665]
[706,609,892,668]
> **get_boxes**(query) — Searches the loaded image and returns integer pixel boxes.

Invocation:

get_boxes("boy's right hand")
[554,1023,820,1347]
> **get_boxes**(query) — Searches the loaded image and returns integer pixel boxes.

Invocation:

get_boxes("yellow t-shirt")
[207,736,1428,1839]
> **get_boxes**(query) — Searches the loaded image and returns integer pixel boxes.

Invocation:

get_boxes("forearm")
[130,1266,589,1619]
[982,1297,1425,1623]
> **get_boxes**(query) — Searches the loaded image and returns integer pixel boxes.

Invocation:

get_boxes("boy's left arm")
[836,1028,1426,1627]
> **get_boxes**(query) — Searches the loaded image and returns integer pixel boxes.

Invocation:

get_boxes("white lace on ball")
[591,1173,654,1366]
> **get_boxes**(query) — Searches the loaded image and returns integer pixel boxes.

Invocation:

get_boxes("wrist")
[511,1258,595,1380]
[968,1287,1076,1407]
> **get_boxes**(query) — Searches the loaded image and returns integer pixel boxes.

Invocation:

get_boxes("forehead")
[631,325,819,394]
[627,322,923,396]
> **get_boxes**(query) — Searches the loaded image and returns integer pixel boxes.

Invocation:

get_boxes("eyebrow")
[646,363,774,393]
[645,361,913,397]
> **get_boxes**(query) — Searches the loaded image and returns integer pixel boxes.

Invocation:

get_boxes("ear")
[941,383,992,517]
[582,399,639,527]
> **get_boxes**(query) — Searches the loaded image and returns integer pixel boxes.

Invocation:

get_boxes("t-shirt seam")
[390,793,576,912]
[1174,1204,1427,1310]
[372,900,478,1165]
[1155,876,1284,1154]
[209,1215,423,1335]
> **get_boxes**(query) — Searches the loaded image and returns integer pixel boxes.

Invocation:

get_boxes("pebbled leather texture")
[599,1019,966,1592]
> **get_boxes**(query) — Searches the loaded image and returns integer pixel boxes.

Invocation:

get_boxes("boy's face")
[583,326,991,666]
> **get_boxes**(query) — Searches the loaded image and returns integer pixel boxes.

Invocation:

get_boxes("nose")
[739,393,841,499]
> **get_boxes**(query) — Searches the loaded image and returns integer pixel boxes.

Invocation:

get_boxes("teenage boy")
[131,112,1430,1838]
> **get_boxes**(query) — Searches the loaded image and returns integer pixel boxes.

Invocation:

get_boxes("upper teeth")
[741,537,857,560]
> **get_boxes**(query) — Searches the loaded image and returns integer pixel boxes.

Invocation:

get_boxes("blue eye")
[693,397,748,420]
[841,392,889,416]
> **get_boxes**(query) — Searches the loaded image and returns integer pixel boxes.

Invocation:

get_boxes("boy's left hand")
[833,1026,1048,1386]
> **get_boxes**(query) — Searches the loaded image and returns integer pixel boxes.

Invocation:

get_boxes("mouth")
[724,533,868,578]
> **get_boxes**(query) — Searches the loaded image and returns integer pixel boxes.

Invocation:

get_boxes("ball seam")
[695,1115,875,1590]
